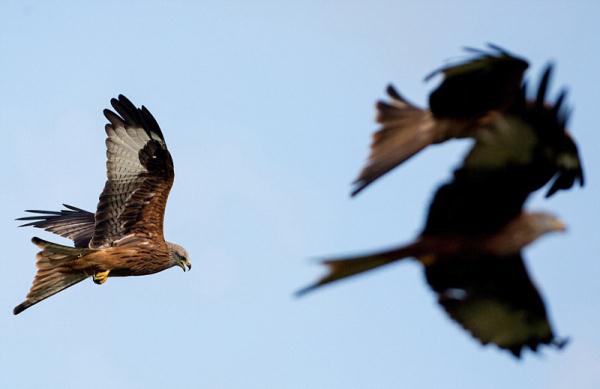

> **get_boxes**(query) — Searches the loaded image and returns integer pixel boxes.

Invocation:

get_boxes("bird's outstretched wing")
[426,43,529,118]
[90,95,174,248]
[419,170,566,357]
[425,254,566,357]
[462,64,584,197]
[16,204,95,248]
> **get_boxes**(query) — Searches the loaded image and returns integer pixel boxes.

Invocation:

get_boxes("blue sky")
[1,1,599,388]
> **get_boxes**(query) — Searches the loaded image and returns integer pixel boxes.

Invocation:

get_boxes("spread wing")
[423,64,585,237]
[417,81,572,355]
[90,95,174,248]
[426,43,529,118]
[420,145,564,358]
[16,204,95,248]
[425,254,565,357]
[462,64,584,197]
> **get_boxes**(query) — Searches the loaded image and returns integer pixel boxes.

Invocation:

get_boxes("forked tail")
[351,85,440,196]
[296,242,423,296]
[14,237,90,315]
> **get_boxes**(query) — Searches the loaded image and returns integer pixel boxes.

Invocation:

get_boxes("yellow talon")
[417,254,437,266]
[93,270,110,285]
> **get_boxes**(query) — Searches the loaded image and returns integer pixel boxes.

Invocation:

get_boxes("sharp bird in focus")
[298,68,583,357]
[351,44,584,196]
[14,95,190,315]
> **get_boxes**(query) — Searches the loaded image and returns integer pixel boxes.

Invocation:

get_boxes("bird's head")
[529,212,567,235]
[167,242,192,272]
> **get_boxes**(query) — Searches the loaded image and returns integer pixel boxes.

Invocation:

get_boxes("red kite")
[300,68,581,357]
[15,95,190,315]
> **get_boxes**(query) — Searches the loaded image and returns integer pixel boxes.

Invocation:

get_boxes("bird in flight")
[14,95,190,315]
[299,65,582,357]
[351,44,583,196]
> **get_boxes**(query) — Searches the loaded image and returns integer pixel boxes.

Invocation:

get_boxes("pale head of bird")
[528,211,567,236]
[167,242,191,272]
[493,211,567,256]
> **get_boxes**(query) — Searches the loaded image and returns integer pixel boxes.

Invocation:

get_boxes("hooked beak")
[178,259,192,272]
[554,219,567,232]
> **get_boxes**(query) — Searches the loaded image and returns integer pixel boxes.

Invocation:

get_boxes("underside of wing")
[463,64,584,197]
[91,95,174,248]
[425,254,564,357]
[16,204,95,248]
[426,44,529,118]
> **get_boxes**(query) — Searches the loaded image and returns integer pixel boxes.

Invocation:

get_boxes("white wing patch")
[106,125,150,179]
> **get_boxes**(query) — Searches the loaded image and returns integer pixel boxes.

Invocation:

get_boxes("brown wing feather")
[90,95,174,248]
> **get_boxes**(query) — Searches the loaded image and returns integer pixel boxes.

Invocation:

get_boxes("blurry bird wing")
[425,254,560,357]
[426,44,529,118]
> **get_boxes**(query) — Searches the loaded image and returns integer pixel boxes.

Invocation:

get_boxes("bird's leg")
[93,270,110,285]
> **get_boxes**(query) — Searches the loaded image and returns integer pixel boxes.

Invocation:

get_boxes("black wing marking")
[426,44,529,118]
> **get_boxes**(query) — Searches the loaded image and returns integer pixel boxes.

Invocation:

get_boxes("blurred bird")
[351,44,583,197]
[300,174,568,357]
[14,95,190,315]
[300,68,582,357]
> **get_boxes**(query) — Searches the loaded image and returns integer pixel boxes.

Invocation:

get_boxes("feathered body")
[302,52,583,357]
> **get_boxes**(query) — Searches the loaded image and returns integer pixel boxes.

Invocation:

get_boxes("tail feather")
[14,237,89,315]
[351,85,441,196]
[296,242,421,296]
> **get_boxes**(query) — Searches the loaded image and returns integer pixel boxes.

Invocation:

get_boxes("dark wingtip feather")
[103,108,121,124]
[423,68,439,82]
[140,105,165,141]
[486,42,510,55]
[106,95,165,141]
[115,94,136,113]
[544,186,559,198]
[536,64,554,107]
[552,337,570,350]
[577,166,585,187]
[462,46,488,55]
[509,346,522,359]
[62,204,86,212]
[22,209,62,215]
[553,88,568,115]
[386,84,403,100]
[13,302,29,315]
[350,181,367,197]
[294,283,321,298]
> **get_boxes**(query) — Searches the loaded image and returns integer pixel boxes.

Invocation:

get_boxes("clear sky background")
[1,1,599,388]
